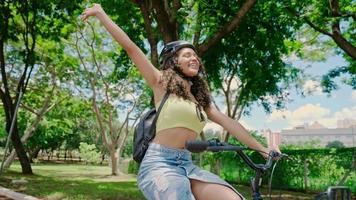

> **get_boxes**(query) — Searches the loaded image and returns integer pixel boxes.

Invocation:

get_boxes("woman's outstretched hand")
[81,3,104,21]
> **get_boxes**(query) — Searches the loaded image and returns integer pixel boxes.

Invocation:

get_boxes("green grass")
[0,163,332,200]
[1,163,143,200]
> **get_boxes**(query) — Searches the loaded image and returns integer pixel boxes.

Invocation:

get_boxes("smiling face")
[176,48,200,77]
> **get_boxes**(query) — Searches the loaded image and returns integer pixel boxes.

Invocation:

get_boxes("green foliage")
[0,108,5,140]
[228,131,267,147]
[127,159,139,174]
[281,0,356,91]
[200,0,303,113]
[194,147,355,192]
[322,63,356,92]
[280,139,323,149]
[79,142,101,164]
[25,93,96,155]
[326,140,346,148]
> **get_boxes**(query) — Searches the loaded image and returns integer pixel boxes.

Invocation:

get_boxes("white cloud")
[303,80,323,96]
[289,104,331,127]
[266,104,355,129]
[292,104,330,121]
[317,118,338,128]
[352,91,356,102]
[334,107,356,119]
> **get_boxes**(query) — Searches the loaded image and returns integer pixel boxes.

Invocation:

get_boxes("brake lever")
[269,151,292,161]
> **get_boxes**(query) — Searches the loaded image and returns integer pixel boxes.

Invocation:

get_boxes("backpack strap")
[152,92,170,124]
[146,92,169,138]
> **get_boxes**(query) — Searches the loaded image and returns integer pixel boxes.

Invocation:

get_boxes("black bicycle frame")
[185,139,280,200]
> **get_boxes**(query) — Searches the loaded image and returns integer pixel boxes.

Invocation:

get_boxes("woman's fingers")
[81,4,103,21]
[82,6,94,20]
[81,8,89,21]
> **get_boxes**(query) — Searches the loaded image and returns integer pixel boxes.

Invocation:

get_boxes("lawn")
[0,163,324,200]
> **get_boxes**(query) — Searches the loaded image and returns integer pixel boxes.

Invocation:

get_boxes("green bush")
[79,142,101,164]
[128,159,139,174]
[193,147,355,193]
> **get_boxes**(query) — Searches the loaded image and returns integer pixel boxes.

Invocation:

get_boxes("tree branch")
[151,0,178,42]
[139,2,159,66]
[198,0,257,55]
[286,5,356,59]
[328,0,356,59]
[285,7,332,37]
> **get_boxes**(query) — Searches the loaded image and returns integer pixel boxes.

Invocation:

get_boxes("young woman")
[82,4,279,200]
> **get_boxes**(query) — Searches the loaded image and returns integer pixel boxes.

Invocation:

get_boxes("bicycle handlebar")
[185,139,287,172]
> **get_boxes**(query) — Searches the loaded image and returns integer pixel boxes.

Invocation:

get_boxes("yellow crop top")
[155,95,207,134]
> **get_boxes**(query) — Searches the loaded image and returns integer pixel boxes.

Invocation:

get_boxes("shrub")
[79,142,101,164]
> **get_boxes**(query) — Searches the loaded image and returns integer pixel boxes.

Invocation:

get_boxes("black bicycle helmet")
[159,40,196,66]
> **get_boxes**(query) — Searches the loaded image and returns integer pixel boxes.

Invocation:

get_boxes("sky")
[242,55,355,132]
[204,55,356,133]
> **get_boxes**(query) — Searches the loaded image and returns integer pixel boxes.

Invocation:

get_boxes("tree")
[1,36,80,168]
[99,0,259,66]
[282,0,355,91]
[93,0,307,144]
[64,20,144,175]
[200,1,302,141]
[283,0,355,59]
[0,0,80,174]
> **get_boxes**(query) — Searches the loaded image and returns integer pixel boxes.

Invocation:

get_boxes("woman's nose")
[190,56,198,62]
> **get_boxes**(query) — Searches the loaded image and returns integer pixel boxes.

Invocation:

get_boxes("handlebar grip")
[269,150,280,158]
[185,140,209,153]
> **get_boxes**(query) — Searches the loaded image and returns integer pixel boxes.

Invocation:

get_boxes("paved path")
[0,187,39,200]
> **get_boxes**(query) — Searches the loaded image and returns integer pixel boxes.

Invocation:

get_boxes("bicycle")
[185,138,286,200]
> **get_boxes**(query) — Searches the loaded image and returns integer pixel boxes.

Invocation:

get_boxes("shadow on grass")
[0,171,145,200]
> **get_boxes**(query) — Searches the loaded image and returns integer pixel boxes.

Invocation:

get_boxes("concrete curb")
[0,186,39,200]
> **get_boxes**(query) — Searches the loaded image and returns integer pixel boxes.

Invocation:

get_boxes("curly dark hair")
[159,54,212,109]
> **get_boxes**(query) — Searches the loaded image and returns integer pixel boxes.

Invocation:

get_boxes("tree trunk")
[2,32,32,173]
[9,125,32,174]
[29,146,41,162]
[109,147,119,175]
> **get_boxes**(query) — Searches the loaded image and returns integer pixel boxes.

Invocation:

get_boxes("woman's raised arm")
[82,4,161,89]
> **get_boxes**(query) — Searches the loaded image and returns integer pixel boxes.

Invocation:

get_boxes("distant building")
[261,120,356,147]
[308,121,326,129]
[280,124,356,147]
[337,118,356,128]
[262,129,281,147]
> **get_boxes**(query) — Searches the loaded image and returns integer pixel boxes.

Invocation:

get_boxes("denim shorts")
[137,143,245,200]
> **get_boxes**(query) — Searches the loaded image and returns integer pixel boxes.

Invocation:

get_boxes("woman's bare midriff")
[152,127,198,149]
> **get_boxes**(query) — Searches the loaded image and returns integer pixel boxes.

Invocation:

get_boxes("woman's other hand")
[81,3,104,21]
[266,145,281,160]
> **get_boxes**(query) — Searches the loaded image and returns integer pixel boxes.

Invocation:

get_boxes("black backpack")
[133,92,170,163]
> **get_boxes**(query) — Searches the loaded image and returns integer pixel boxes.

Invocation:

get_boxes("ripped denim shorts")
[137,143,245,200]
